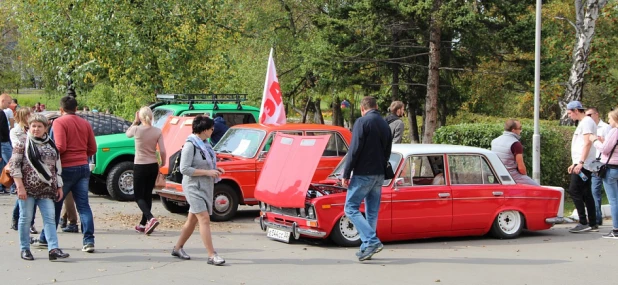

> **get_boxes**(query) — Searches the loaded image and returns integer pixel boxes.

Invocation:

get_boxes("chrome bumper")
[545,217,565,224]
[259,216,327,239]
[154,188,186,197]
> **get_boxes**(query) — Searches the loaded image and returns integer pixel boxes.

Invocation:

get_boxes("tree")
[423,0,441,143]
[559,0,608,124]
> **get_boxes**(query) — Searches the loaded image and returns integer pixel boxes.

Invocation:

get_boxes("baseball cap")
[566,101,584,110]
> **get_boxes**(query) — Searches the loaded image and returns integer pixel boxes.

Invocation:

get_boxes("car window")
[305,131,348,157]
[448,155,499,185]
[153,109,174,129]
[216,113,256,126]
[398,155,445,186]
[383,153,403,186]
[213,128,267,158]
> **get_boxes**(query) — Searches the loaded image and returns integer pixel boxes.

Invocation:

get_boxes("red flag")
[259,48,286,125]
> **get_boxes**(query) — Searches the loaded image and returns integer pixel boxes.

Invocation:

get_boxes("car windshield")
[153,108,174,129]
[213,128,267,158]
[329,153,403,186]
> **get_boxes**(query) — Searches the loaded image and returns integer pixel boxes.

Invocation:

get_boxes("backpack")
[167,144,196,183]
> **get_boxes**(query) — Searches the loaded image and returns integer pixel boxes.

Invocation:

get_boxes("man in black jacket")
[342,96,392,261]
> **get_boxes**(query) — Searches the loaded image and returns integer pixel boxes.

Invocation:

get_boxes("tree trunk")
[314,98,324,124]
[560,0,608,125]
[302,98,311,123]
[422,0,441,143]
[407,103,420,143]
[391,28,400,102]
[332,96,344,126]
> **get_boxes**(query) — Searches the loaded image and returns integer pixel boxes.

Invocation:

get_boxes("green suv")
[89,94,260,201]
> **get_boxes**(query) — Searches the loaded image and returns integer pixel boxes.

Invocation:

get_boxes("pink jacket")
[593,127,618,165]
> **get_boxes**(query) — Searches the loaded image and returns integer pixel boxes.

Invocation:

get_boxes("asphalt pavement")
[1,194,616,285]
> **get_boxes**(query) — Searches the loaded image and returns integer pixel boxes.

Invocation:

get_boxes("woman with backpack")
[126,106,167,235]
[171,115,226,265]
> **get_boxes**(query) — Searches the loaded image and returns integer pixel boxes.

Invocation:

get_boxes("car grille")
[270,206,298,217]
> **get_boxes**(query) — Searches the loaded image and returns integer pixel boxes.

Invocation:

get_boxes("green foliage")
[434,123,574,189]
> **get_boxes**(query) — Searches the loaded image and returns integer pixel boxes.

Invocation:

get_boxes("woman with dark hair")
[171,115,226,265]
[10,114,69,261]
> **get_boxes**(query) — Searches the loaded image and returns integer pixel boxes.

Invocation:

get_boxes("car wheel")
[106,161,135,201]
[88,178,109,196]
[330,215,362,247]
[160,197,190,214]
[210,184,239,222]
[490,210,524,239]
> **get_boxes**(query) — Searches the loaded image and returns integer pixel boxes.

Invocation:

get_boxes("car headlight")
[307,206,315,219]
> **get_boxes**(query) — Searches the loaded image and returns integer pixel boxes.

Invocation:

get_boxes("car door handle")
[438,193,450,198]
[492,191,503,196]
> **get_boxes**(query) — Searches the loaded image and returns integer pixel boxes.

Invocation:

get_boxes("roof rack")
[155,93,248,110]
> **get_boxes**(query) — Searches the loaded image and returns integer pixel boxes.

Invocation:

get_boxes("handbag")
[0,163,13,188]
[154,172,166,189]
[385,162,395,180]
[596,139,618,179]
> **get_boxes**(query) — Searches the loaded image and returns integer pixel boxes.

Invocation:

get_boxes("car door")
[449,154,505,230]
[305,131,349,181]
[391,155,452,234]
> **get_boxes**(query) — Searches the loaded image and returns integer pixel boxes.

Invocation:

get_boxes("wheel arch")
[492,206,529,230]
[102,154,135,176]
[218,179,244,204]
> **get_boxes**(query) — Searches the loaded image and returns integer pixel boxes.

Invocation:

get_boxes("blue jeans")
[13,199,36,226]
[39,165,95,245]
[18,197,58,251]
[344,174,383,251]
[0,141,14,192]
[592,173,604,225]
[602,168,618,229]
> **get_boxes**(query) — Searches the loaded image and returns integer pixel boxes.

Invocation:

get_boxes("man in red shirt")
[36,96,98,253]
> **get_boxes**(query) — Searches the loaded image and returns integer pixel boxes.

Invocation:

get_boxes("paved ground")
[0,194,617,285]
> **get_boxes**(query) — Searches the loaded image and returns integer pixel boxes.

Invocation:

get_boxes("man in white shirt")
[3,107,13,130]
[567,101,598,233]
[586,107,610,226]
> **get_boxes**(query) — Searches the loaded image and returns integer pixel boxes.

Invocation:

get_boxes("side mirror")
[395,177,405,186]
[258,151,268,160]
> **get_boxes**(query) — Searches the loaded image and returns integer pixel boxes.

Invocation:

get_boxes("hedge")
[434,123,574,189]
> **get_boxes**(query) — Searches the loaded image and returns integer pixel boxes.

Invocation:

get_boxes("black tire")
[160,197,190,214]
[106,161,135,201]
[330,215,362,247]
[88,178,109,196]
[490,210,524,239]
[210,184,239,222]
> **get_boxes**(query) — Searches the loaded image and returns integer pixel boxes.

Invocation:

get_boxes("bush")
[434,123,574,189]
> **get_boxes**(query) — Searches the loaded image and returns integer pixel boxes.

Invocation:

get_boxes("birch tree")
[560,0,608,124]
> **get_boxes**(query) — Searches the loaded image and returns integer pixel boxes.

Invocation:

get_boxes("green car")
[89,94,260,201]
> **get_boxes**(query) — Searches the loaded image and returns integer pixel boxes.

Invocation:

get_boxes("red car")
[154,118,352,221]
[256,134,565,246]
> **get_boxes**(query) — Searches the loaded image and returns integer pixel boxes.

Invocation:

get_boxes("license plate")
[266,227,291,243]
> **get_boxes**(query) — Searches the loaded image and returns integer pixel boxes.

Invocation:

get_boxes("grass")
[8,88,62,111]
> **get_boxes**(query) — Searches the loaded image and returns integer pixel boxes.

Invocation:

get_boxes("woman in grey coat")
[171,115,226,265]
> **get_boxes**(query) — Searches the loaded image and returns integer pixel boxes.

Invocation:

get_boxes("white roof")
[390,144,493,156]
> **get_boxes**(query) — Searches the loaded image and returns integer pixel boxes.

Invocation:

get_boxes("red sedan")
[256,134,565,246]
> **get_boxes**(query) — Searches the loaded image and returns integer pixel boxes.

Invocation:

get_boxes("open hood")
[255,133,330,208]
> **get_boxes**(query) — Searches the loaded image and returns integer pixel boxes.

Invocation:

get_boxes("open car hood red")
[254,133,330,208]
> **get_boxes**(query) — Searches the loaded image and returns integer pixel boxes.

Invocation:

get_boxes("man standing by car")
[342,96,392,261]
[384,101,405,144]
[491,119,539,185]
[211,114,229,146]
[566,101,598,233]
[37,96,98,252]
[586,107,611,226]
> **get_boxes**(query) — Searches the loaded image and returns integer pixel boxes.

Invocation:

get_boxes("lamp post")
[532,0,542,184]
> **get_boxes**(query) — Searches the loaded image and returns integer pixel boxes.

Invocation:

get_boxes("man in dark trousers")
[36,96,98,252]
[342,96,392,261]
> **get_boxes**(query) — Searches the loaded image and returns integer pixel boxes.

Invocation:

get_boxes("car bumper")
[154,185,187,201]
[259,215,327,239]
[545,217,565,224]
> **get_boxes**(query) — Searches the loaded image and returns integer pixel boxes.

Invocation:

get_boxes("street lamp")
[532,0,542,184]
